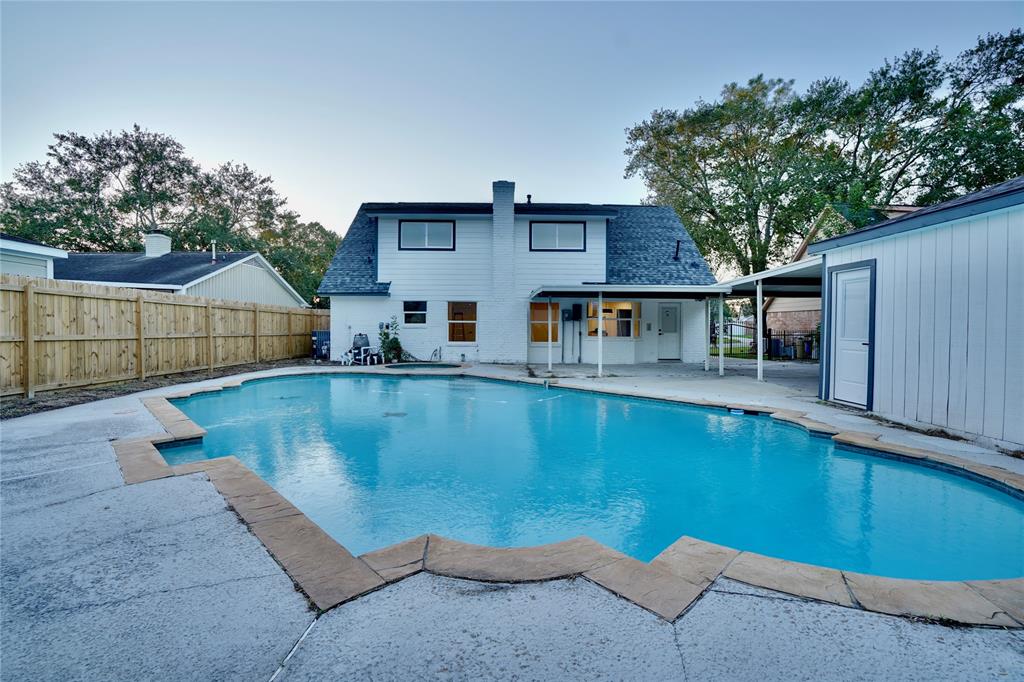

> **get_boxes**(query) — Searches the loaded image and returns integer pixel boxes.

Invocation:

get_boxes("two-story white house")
[318,180,727,366]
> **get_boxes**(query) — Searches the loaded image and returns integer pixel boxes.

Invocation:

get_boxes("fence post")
[206,302,215,371]
[135,292,146,380]
[22,282,34,398]
[253,303,260,363]
[287,310,293,358]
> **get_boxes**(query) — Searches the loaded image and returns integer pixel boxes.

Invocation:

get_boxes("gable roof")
[317,210,390,295]
[603,205,715,285]
[808,176,1024,253]
[317,203,715,295]
[55,251,257,288]
[0,232,69,259]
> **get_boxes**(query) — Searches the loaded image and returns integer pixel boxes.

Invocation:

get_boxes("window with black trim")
[403,301,427,325]
[399,220,455,250]
[530,221,585,251]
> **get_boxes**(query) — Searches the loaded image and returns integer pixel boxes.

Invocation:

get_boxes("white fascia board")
[719,256,823,288]
[0,239,69,259]
[529,283,732,298]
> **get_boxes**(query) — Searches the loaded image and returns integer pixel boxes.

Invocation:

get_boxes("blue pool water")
[162,375,1024,580]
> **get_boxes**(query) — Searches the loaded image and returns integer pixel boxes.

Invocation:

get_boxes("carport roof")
[720,256,823,298]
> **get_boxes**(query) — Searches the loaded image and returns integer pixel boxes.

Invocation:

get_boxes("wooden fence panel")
[0,275,329,397]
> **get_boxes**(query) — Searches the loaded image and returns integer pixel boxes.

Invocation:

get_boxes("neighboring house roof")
[809,176,1024,253]
[55,251,256,287]
[603,205,716,286]
[317,203,715,295]
[53,251,308,306]
[0,232,68,259]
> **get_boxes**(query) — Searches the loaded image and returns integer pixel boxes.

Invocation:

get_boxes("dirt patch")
[1,358,326,420]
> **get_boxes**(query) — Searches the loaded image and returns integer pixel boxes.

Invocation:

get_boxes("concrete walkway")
[2,365,1022,680]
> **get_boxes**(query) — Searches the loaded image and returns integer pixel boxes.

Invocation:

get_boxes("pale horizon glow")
[2,2,1018,236]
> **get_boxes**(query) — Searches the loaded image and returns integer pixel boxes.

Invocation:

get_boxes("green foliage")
[378,315,403,364]
[0,125,339,304]
[626,30,1024,276]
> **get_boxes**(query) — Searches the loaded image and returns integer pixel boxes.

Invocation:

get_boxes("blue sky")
[2,2,1019,234]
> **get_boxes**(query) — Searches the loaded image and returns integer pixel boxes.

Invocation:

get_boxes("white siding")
[184,259,303,307]
[0,251,50,278]
[824,204,1022,446]
[766,297,819,313]
[339,211,706,366]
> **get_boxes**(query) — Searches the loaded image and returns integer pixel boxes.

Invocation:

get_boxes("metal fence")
[710,322,819,361]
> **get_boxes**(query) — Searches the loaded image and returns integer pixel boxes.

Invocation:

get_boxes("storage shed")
[808,177,1024,448]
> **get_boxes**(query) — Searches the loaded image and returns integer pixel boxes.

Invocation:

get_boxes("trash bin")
[311,330,330,360]
[795,336,806,359]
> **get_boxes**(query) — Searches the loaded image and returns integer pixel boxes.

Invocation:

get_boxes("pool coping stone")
[109,366,1024,628]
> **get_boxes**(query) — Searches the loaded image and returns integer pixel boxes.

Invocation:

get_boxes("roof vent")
[527,194,532,204]
[144,231,171,258]
[673,239,681,261]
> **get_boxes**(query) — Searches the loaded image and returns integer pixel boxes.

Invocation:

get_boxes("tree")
[261,212,340,307]
[1,125,339,305]
[626,30,1024,274]
[625,76,830,276]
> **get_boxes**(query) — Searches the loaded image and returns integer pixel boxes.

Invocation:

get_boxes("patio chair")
[340,333,372,366]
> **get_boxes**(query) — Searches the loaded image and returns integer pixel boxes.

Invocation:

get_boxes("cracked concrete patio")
[1,364,1022,680]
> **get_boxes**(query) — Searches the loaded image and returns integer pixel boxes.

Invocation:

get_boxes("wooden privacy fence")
[0,275,329,397]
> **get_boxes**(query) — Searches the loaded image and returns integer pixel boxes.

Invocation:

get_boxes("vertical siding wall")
[184,259,303,308]
[825,205,1023,446]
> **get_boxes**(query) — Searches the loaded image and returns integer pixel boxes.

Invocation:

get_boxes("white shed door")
[830,267,872,407]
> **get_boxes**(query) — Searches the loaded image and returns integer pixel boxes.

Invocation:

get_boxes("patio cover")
[719,256,823,382]
[528,284,732,376]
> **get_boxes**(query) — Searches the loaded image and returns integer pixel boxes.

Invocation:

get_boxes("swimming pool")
[162,374,1024,580]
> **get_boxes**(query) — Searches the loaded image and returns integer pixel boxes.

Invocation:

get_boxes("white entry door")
[658,303,681,360]
[830,267,873,407]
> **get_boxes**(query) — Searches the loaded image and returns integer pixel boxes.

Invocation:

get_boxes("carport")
[721,256,823,383]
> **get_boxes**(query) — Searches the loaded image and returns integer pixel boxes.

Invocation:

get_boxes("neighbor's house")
[810,176,1023,447]
[0,232,67,278]
[54,231,308,307]
[318,180,722,364]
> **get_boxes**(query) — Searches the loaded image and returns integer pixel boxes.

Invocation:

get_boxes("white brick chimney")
[484,180,524,361]
[144,231,172,257]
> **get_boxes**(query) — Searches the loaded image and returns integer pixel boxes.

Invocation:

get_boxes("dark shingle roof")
[317,202,716,295]
[317,210,390,295]
[809,176,1024,253]
[362,202,619,217]
[54,251,255,286]
[0,232,57,248]
[604,205,716,285]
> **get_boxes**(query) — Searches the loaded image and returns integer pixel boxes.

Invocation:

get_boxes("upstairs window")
[399,220,455,250]
[530,221,585,251]
[587,301,641,338]
[403,301,427,325]
[448,302,477,342]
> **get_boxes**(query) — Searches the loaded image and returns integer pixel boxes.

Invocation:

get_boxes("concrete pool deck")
[2,363,1023,679]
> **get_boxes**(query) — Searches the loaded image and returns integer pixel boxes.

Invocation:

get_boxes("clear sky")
[2,2,1019,235]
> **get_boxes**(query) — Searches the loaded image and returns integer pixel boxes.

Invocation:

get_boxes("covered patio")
[720,256,823,385]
